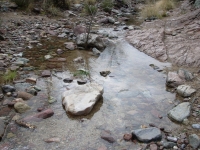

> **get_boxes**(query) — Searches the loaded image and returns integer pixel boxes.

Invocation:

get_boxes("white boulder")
[62,82,103,115]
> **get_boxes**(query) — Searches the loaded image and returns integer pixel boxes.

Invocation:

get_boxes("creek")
[2,29,180,150]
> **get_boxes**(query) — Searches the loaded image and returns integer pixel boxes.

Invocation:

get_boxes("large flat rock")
[168,102,191,122]
[62,82,103,115]
[132,127,162,143]
[126,9,200,67]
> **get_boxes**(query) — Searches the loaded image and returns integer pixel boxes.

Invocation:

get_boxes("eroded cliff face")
[126,6,200,67]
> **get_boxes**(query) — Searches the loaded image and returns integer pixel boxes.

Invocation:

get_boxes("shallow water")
[1,30,180,150]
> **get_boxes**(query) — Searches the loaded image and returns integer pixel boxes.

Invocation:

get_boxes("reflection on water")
[1,30,179,150]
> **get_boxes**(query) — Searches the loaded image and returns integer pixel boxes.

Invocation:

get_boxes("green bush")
[101,0,113,13]
[11,0,31,8]
[42,0,70,10]
[3,70,17,83]
[47,5,62,16]
[84,4,97,15]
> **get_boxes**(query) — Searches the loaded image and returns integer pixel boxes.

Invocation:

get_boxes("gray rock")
[44,55,52,60]
[0,118,6,139]
[132,127,162,143]
[177,85,196,97]
[76,33,106,50]
[73,57,84,63]
[92,48,101,56]
[14,102,31,113]
[189,134,200,149]
[168,102,191,122]
[108,32,118,39]
[163,142,177,149]
[192,124,200,129]
[98,18,109,24]
[166,136,178,142]
[73,25,86,36]
[166,72,183,88]
[64,42,75,50]
[41,70,51,77]
[108,17,115,24]
[57,33,66,38]
[178,69,193,81]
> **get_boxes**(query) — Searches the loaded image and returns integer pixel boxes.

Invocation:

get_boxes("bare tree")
[83,3,98,49]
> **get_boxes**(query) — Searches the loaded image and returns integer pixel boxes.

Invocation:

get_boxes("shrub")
[43,0,70,10]
[140,0,176,19]
[84,4,97,15]
[156,0,175,11]
[101,0,113,13]
[73,69,89,77]
[86,0,96,5]
[3,70,17,83]
[11,0,31,9]
[140,5,161,19]
[47,5,62,16]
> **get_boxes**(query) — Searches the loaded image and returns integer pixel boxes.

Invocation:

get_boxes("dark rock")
[44,137,60,143]
[163,142,177,149]
[100,130,115,143]
[123,133,132,141]
[132,127,162,143]
[17,91,33,100]
[0,94,4,100]
[26,88,37,96]
[77,80,87,85]
[0,118,6,140]
[63,78,73,83]
[7,101,16,107]
[0,34,5,41]
[2,85,16,93]
[100,71,111,77]
[32,7,41,13]
[37,107,46,112]
[41,70,51,77]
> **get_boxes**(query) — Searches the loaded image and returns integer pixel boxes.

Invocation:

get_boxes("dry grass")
[86,0,96,5]
[140,0,176,19]
[156,0,175,11]
[47,5,62,16]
